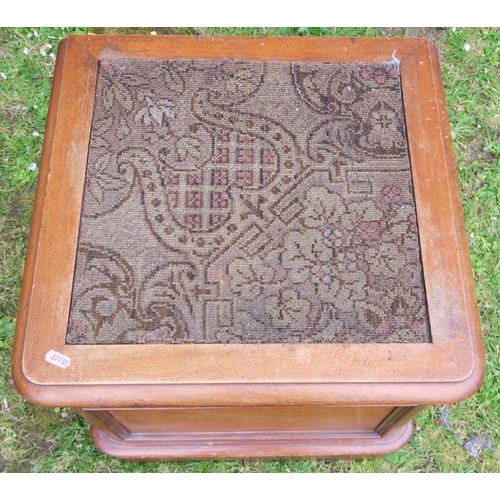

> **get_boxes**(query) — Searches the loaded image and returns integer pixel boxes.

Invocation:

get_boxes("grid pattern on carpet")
[66,58,431,344]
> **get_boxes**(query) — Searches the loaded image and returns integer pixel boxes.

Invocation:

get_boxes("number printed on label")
[45,350,71,369]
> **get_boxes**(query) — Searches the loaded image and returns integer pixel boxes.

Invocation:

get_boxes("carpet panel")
[66,58,430,344]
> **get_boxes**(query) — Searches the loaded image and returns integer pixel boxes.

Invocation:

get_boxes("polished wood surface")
[98,406,395,433]
[89,420,416,460]
[81,406,417,459]
[11,35,484,458]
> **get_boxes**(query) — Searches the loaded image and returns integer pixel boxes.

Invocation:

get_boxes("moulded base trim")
[90,420,414,460]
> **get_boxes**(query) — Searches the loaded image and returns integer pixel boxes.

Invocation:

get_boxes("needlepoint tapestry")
[66,58,431,344]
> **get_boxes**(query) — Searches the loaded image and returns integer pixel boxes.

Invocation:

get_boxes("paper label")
[45,350,71,369]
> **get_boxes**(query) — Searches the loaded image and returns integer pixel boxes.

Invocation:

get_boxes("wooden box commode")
[12,35,485,459]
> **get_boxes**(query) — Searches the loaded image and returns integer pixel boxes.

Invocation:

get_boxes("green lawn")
[1,27,499,472]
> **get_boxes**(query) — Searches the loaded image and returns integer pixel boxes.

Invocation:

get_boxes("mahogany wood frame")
[12,35,485,459]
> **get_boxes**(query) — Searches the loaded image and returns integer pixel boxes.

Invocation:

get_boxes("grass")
[1,27,499,473]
